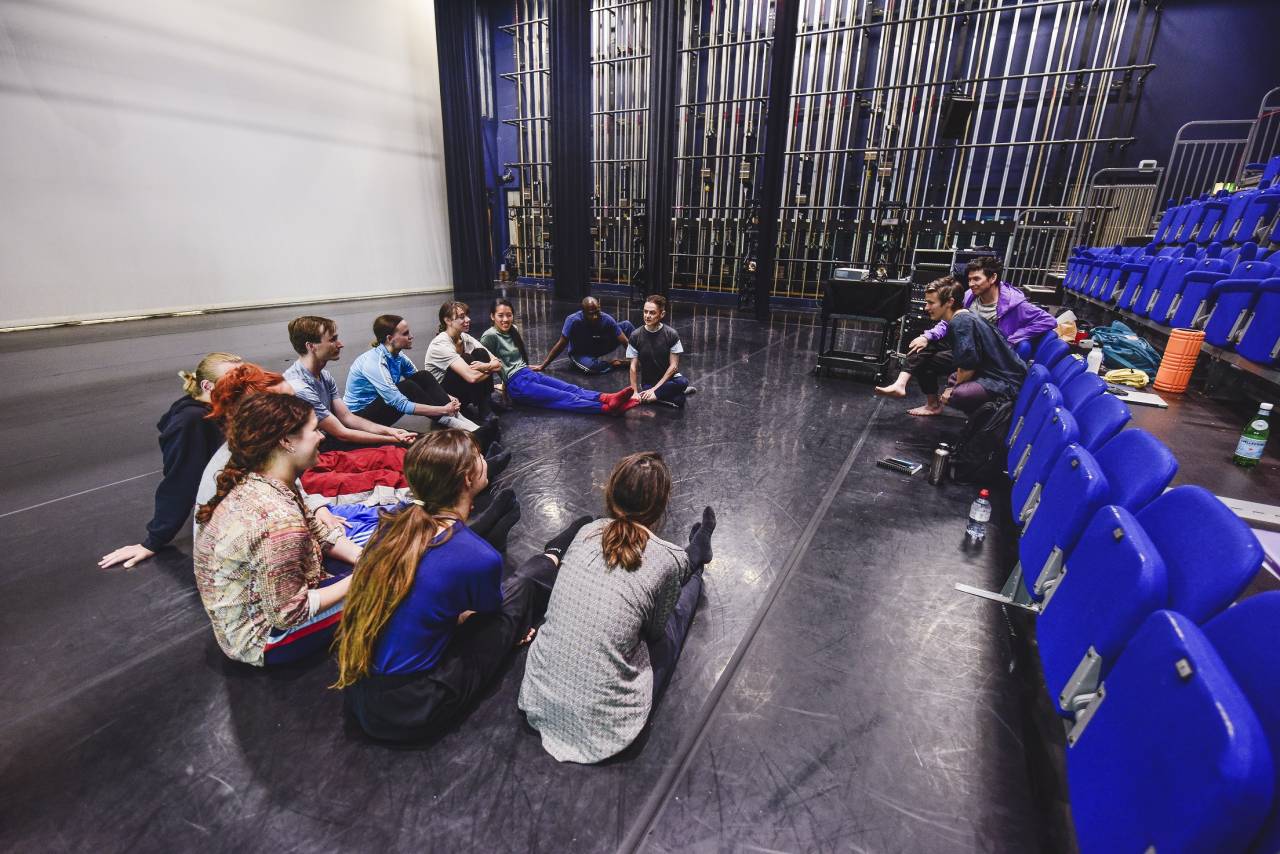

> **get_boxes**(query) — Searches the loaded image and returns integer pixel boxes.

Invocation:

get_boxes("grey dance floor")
[0,289,1274,852]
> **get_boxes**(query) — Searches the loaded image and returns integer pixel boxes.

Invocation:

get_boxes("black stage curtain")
[434,0,493,296]
[548,0,592,302]
[750,0,801,321]
[643,0,681,298]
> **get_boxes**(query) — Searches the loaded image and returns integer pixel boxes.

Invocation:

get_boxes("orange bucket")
[1153,328,1205,393]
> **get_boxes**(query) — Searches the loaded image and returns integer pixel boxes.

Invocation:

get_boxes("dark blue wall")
[1127,0,1280,166]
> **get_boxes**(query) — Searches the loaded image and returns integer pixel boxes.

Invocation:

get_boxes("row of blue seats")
[996,334,1275,851]
[1151,158,1280,248]
[1065,240,1280,368]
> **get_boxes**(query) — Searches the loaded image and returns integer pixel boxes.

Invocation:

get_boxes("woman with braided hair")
[335,429,591,743]
[193,392,363,666]
[519,452,716,763]
[99,352,243,569]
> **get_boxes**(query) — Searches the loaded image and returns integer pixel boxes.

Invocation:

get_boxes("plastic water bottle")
[966,489,992,543]
[1233,402,1273,468]
[1086,344,1104,375]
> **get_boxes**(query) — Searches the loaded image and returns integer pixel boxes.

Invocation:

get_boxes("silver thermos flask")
[929,443,950,485]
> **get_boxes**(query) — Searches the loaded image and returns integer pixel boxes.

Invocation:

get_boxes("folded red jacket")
[301,446,406,497]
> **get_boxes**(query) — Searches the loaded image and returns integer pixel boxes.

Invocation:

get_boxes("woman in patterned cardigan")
[193,393,362,666]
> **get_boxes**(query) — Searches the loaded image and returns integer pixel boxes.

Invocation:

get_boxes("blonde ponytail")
[181,352,243,398]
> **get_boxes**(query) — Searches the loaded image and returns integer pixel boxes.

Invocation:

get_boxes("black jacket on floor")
[142,396,224,551]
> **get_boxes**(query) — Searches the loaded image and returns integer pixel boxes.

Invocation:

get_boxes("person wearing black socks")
[519,451,715,763]
[334,429,591,743]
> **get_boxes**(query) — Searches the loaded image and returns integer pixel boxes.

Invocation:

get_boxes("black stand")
[815,278,911,383]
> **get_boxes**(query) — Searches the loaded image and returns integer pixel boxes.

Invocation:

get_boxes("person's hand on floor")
[99,543,155,569]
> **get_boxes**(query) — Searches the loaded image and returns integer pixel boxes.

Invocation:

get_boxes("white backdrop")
[0,0,453,327]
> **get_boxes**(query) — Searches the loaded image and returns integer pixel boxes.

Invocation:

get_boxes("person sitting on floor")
[334,429,593,742]
[480,297,638,415]
[887,279,1027,415]
[424,301,504,423]
[532,296,634,375]
[343,313,475,432]
[519,451,716,763]
[193,392,363,666]
[876,256,1054,415]
[628,294,697,408]
[284,315,418,451]
[99,352,244,569]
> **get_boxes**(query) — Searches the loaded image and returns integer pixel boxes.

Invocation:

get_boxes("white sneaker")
[684,385,697,396]
[438,414,480,432]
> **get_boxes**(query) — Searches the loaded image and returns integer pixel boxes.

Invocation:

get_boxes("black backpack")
[951,398,1014,484]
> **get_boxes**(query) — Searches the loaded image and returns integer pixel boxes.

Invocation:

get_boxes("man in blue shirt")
[532,296,635,375]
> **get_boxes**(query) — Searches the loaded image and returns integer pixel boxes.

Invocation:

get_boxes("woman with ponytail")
[193,392,363,666]
[480,298,639,416]
[335,429,591,743]
[99,352,243,569]
[519,452,716,763]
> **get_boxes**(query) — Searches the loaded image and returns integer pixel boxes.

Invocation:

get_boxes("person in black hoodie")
[99,352,243,569]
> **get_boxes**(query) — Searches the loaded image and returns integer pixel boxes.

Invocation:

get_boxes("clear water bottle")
[966,488,992,542]
[1233,402,1272,468]
[1086,344,1104,374]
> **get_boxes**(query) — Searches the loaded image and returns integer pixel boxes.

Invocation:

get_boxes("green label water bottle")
[1233,402,1273,468]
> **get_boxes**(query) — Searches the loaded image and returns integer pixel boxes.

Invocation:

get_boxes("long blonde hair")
[178,352,242,398]
[333,430,483,688]
[602,452,671,572]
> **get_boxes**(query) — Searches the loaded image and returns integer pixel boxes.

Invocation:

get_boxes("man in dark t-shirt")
[628,294,696,408]
[533,297,635,375]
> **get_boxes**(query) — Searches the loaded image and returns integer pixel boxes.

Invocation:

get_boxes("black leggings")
[440,350,495,418]
[353,373,452,427]
[344,553,558,743]
[905,340,955,396]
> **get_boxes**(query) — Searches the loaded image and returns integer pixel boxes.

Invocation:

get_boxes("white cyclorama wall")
[0,0,452,327]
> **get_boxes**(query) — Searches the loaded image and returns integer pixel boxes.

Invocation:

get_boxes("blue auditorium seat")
[1066,610,1274,854]
[1170,257,1275,330]
[1135,486,1262,624]
[1203,278,1263,348]
[1204,591,1280,853]
[1236,277,1280,366]
[1193,189,1235,245]
[1229,185,1280,245]
[1009,364,1052,433]
[1041,482,1255,722]
[1010,406,1078,522]
[1061,372,1106,412]
[1148,243,1239,325]
[1019,445,1108,600]
[1092,429,1178,517]
[1050,353,1085,387]
[1151,201,1178,244]
[1009,383,1065,468]
[1134,244,1202,318]
[1161,196,1200,245]
[1032,335,1069,370]
[1117,248,1178,311]
[1073,392,1130,451]
[1173,193,1215,244]
[1038,505,1166,715]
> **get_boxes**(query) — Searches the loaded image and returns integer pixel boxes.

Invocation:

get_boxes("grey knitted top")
[518,519,692,763]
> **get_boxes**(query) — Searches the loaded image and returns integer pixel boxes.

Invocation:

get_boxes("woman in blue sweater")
[334,429,590,742]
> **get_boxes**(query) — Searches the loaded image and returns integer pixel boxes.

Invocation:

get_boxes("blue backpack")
[1090,321,1162,379]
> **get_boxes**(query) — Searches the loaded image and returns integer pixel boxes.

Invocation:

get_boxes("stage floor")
[0,290,1273,852]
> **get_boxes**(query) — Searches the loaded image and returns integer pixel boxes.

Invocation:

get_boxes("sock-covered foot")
[601,386,636,414]
[484,502,522,554]
[468,487,516,537]
[686,506,716,566]
[620,397,641,413]
[543,514,593,560]
[485,444,512,480]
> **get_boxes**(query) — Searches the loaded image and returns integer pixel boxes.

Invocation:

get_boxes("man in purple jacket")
[875,256,1056,415]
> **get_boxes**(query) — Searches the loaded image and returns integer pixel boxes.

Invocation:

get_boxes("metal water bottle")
[929,443,951,485]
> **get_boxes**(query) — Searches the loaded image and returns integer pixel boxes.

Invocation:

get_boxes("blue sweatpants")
[569,320,636,374]
[644,374,690,407]
[508,367,604,413]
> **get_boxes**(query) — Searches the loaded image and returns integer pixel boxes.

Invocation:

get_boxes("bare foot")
[874,384,907,398]
[907,404,944,416]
